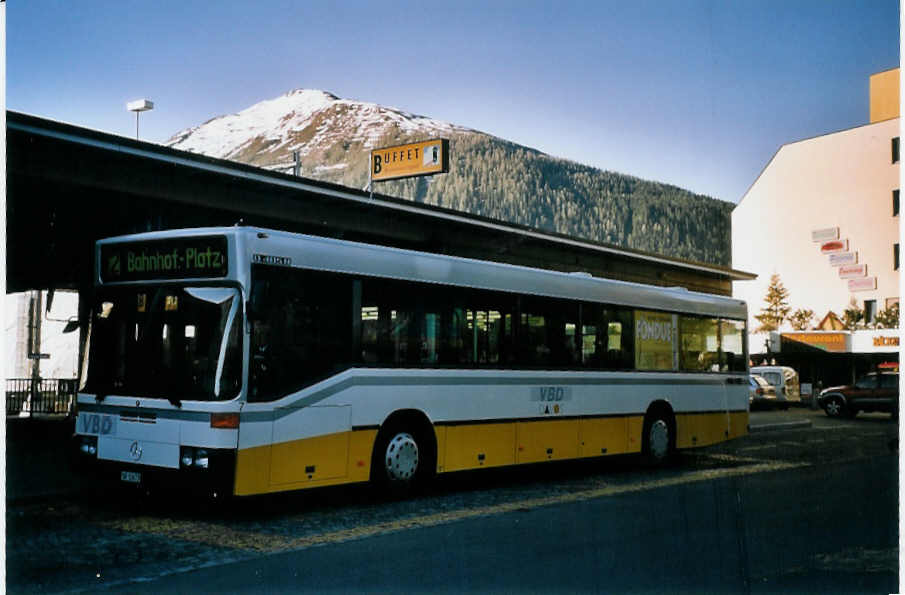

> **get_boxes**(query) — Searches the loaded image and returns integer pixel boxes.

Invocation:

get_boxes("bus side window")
[719,319,747,372]
[249,266,352,401]
[679,316,719,372]
[602,307,633,370]
[249,277,276,402]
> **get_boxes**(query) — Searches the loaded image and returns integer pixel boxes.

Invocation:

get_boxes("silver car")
[749,374,778,410]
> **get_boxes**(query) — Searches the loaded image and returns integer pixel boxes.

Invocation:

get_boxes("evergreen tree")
[874,302,899,329]
[789,308,814,331]
[754,274,791,332]
[842,298,864,330]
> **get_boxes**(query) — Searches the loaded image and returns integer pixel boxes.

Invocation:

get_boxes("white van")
[750,366,801,409]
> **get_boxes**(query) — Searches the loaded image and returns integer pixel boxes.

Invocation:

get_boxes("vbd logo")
[79,413,116,436]
[539,386,566,402]
[533,386,572,402]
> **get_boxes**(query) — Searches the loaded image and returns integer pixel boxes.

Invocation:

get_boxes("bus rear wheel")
[642,409,675,466]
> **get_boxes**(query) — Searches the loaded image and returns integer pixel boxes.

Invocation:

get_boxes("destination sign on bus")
[100,236,228,282]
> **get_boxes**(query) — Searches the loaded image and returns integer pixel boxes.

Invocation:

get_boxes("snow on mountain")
[166,89,470,164]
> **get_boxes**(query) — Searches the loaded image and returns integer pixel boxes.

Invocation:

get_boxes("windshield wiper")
[168,395,182,408]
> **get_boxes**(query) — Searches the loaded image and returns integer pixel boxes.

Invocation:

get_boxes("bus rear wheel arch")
[642,402,676,466]
[370,410,437,494]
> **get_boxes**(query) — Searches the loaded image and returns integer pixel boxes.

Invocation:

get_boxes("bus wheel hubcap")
[385,433,419,481]
[649,420,669,459]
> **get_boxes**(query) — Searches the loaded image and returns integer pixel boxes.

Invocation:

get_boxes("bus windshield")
[86,285,243,401]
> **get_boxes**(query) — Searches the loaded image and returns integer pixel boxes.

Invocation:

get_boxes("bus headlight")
[180,446,210,469]
[79,436,98,457]
[193,449,209,469]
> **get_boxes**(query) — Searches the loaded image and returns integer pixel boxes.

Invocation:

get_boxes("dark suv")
[817,372,899,418]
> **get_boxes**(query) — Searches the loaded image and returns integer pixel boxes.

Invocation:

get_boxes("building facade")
[733,68,900,385]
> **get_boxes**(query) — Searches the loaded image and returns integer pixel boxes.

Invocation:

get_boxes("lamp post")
[127,99,154,140]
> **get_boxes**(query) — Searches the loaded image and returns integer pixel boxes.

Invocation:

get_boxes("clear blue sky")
[7,0,900,203]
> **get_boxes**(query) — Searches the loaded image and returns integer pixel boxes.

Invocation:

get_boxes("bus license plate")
[120,471,141,484]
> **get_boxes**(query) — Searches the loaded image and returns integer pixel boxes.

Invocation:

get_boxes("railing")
[6,378,78,417]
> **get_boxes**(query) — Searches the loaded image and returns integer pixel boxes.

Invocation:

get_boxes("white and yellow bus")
[75,226,749,498]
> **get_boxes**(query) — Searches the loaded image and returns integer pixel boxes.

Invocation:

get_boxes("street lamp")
[127,99,154,140]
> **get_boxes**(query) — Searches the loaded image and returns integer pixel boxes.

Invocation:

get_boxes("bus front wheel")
[370,418,435,496]
[383,432,420,482]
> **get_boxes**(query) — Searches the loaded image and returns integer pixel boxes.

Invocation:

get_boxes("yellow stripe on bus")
[233,412,748,496]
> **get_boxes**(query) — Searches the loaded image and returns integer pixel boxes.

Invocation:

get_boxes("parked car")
[748,374,778,410]
[817,372,899,418]
[749,365,801,409]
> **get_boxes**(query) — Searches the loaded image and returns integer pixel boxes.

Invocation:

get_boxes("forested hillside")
[373,134,731,265]
[167,90,732,266]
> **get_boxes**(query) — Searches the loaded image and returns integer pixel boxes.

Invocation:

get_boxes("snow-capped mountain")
[166,89,474,184]
[166,90,733,266]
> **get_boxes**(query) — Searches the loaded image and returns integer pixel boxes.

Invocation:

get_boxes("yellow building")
[869,68,899,124]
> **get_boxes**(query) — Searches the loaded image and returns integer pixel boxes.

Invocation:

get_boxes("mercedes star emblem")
[129,441,143,461]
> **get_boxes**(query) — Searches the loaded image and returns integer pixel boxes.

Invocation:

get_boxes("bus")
[74,226,749,498]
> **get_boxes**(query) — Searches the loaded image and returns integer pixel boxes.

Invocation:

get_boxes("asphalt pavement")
[5,405,898,594]
[107,454,897,594]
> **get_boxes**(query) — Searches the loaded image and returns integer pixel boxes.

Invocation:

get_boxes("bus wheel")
[383,432,420,482]
[642,410,674,466]
[370,420,435,496]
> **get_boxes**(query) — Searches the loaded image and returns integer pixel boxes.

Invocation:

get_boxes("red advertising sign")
[820,239,848,254]
[838,264,867,279]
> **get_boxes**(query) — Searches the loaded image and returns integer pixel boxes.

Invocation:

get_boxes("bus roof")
[98,226,747,320]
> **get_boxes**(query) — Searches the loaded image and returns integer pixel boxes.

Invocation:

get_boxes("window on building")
[864,300,877,325]
[895,244,900,271]
[894,137,900,164]
[894,190,900,217]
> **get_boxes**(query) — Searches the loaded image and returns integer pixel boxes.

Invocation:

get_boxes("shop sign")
[851,330,900,353]
[634,310,675,371]
[370,139,449,182]
[838,264,867,279]
[820,239,848,254]
[848,277,876,291]
[780,332,847,353]
[828,252,857,266]
[811,227,839,242]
